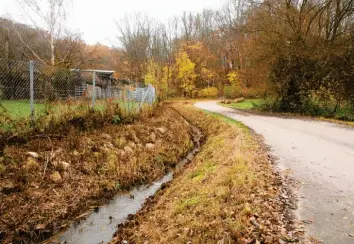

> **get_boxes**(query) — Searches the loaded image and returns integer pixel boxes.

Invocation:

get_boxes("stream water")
[46,121,202,244]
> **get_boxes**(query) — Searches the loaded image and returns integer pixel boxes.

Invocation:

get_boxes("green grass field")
[0,99,141,120]
[218,99,263,110]
[0,99,143,133]
[0,100,46,119]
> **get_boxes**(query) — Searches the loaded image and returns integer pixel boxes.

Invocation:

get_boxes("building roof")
[70,69,115,76]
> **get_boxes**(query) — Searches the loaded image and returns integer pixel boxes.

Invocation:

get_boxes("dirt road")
[195,101,354,244]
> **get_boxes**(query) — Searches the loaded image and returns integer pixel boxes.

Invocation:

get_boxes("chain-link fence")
[0,58,156,131]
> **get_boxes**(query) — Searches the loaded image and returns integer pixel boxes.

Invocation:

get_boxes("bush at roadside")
[199,87,219,98]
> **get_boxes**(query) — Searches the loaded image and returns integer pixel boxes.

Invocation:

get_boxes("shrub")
[243,88,259,99]
[223,85,242,99]
[224,86,234,99]
[0,162,6,174]
[199,87,219,98]
[112,115,121,124]
[269,51,319,113]
[192,89,199,98]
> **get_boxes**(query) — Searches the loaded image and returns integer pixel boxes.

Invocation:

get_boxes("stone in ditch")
[124,146,134,154]
[150,132,156,142]
[129,142,136,148]
[146,143,155,150]
[106,143,114,149]
[50,171,62,183]
[26,152,39,159]
[59,161,71,171]
[157,127,166,134]
[101,133,112,140]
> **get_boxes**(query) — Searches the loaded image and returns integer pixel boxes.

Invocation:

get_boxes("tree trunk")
[50,35,55,66]
[4,28,9,60]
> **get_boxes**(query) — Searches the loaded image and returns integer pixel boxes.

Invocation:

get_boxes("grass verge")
[218,100,354,127]
[0,106,193,243]
[111,104,297,243]
[219,99,263,110]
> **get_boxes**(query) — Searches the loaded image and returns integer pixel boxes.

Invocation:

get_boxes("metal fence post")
[149,84,155,104]
[92,71,96,108]
[138,85,150,111]
[29,60,34,124]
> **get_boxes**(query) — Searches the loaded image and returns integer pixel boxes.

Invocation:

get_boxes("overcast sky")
[1,0,223,46]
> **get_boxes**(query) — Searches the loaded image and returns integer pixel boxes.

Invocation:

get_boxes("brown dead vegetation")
[111,104,301,243]
[0,106,192,243]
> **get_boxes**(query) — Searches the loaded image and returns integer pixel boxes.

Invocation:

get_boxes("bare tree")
[0,27,10,60]
[17,0,71,66]
[117,14,156,81]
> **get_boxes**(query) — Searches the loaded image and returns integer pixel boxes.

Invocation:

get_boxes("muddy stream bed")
[45,119,202,244]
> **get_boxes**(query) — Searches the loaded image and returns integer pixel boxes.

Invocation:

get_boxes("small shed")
[71,69,117,98]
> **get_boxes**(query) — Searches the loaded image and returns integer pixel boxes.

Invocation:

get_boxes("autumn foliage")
[2,0,354,117]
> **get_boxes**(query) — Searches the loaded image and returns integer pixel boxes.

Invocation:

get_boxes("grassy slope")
[0,106,191,243]
[112,104,293,243]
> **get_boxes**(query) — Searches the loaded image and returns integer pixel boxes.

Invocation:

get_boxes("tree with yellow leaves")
[227,71,240,86]
[144,59,170,99]
[175,52,197,97]
[227,71,244,97]
[144,59,159,85]
[201,67,215,87]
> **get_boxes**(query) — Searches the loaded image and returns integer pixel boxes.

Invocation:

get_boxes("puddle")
[46,122,202,244]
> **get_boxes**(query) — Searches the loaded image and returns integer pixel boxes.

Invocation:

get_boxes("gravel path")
[195,101,354,244]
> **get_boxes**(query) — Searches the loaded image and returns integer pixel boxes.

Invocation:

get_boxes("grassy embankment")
[112,103,295,243]
[0,105,192,243]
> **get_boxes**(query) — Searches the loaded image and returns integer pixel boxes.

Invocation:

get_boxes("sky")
[0,0,223,46]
